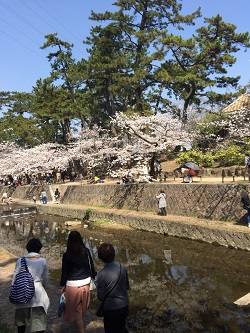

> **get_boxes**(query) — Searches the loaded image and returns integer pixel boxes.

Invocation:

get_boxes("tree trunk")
[182,81,196,124]
[149,153,157,177]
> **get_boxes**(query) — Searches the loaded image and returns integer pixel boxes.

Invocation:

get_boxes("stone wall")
[2,184,250,250]
[36,203,250,251]
[1,183,249,221]
[55,183,248,221]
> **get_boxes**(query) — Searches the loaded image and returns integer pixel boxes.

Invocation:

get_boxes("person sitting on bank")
[122,174,130,184]
[94,176,103,183]
[184,168,196,183]
[1,192,8,203]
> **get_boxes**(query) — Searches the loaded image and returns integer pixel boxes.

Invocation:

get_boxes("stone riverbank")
[1,182,250,250]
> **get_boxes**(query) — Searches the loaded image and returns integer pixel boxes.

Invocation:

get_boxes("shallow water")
[1,204,250,332]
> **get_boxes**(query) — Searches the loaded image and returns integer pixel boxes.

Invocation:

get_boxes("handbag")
[9,257,35,304]
[87,249,96,291]
[96,264,121,317]
[89,278,96,291]
[58,293,66,317]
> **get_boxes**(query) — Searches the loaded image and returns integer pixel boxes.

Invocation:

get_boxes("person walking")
[96,243,130,333]
[241,190,250,227]
[40,190,47,204]
[60,231,96,333]
[156,189,167,215]
[54,188,60,202]
[245,153,250,182]
[155,160,162,180]
[11,238,50,333]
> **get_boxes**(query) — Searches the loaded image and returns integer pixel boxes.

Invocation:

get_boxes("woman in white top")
[156,189,167,216]
[11,238,50,333]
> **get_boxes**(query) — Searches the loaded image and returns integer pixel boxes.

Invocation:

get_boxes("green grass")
[92,219,113,225]
[99,204,111,208]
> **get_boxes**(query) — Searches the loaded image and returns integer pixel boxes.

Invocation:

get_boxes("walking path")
[14,196,250,235]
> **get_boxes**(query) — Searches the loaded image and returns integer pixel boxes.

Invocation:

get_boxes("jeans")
[42,196,47,204]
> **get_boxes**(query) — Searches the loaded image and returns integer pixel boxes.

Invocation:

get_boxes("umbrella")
[185,162,200,171]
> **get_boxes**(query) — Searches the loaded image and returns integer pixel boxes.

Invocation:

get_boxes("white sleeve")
[11,258,21,285]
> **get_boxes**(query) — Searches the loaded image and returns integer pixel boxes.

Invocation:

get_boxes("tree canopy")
[0,0,249,174]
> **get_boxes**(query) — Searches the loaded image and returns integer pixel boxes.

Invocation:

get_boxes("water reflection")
[1,205,250,332]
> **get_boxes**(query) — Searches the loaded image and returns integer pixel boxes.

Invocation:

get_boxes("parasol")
[184,162,200,171]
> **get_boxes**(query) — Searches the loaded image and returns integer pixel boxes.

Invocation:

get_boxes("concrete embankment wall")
[36,203,250,251]
[6,183,248,221]
[2,183,250,250]
[59,183,249,221]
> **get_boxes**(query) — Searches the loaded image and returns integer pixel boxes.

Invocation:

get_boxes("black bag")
[58,294,66,317]
[9,257,35,304]
[96,302,104,317]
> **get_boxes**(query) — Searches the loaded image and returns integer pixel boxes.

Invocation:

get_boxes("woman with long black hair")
[60,230,96,333]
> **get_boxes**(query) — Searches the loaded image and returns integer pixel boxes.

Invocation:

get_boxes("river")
[0,204,250,333]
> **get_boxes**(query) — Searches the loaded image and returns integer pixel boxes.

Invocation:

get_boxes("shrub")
[175,145,246,168]
[214,145,245,167]
[175,149,215,167]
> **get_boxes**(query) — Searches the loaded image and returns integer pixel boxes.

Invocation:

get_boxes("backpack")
[9,257,35,304]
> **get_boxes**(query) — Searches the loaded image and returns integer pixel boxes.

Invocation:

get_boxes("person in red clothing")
[185,168,196,183]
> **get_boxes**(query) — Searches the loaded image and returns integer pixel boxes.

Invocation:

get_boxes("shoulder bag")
[9,257,35,304]
[96,264,121,317]
[87,249,96,291]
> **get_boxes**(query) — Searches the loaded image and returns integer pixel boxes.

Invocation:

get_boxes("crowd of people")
[11,231,130,333]
[0,170,78,189]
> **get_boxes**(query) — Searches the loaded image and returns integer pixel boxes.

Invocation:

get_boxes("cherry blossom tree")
[0,114,191,179]
[110,113,191,176]
[194,107,250,150]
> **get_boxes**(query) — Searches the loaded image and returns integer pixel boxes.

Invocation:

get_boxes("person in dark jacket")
[96,243,129,333]
[241,190,250,227]
[60,231,96,333]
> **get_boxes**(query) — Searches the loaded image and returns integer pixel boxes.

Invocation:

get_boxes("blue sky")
[0,0,249,93]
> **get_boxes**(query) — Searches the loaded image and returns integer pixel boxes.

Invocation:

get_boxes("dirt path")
[0,248,104,333]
